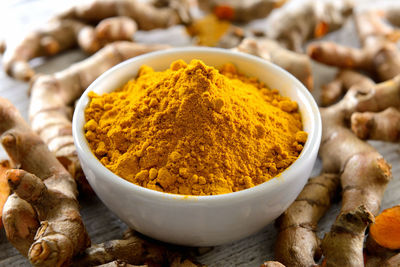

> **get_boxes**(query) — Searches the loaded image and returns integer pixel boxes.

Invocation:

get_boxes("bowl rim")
[72,46,321,203]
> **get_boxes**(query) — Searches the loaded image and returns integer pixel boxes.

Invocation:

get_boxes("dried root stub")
[267,0,353,52]
[29,42,169,193]
[73,230,204,267]
[320,69,375,106]
[0,97,90,266]
[349,75,400,142]
[308,10,400,82]
[234,37,313,90]
[197,0,286,23]
[272,71,394,266]
[2,0,189,81]
[274,173,339,267]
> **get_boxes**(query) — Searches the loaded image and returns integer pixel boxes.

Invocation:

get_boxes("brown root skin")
[321,70,375,106]
[2,19,86,81]
[2,193,39,256]
[29,42,170,193]
[3,0,189,81]
[309,75,393,265]
[0,97,90,266]
[267,0,353,52]
[235,38,313,90]
[322,206,374,267]
[351,107,400,142]
[78,16,138,54]
[57,0,190,30]
[274,173,339,267]
[308,11,400,82]
[73,230,204,267]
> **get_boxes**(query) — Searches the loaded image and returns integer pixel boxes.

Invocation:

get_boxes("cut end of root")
[6,169,23,189]
[10,61,35,82]
[1,134,17,148]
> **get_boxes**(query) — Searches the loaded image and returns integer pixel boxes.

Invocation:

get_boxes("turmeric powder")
[84,59,307,195]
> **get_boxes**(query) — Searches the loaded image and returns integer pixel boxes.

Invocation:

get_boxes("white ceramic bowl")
[73,47,321,246]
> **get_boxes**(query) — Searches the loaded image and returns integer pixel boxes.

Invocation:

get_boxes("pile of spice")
[84,59,307,195]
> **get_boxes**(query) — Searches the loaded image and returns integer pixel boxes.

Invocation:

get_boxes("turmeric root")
[0,160,11,228]
[73,230,204,267]
[58,0,191,30]
[2,19,87,81]
[351,107,400,142]
[2,0,189,81]
[234,38,313,90]
[369,205,400,250]
[29,42,169,192]
[274,73,393,266]
[308,10,400,82]
[274,173,339,266]
[318,78,393,266]
[267,0,354,52]
[0,97,90,266]
[197,0,286,23]
[77,16,138,54]
[347,75,400,141]
[320,69,374,106]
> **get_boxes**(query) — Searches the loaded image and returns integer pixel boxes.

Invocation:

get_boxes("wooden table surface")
[0,0,399,266]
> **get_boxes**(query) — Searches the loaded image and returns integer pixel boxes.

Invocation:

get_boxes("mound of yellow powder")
[85,59,307,195]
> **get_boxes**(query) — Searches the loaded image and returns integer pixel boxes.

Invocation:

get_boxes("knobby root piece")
[274,173,339,267]
[57,0,191,30]
[77,16,138,54]
[260,261,286,267]
[322,206,374,267]
[0,160,11,227]
[73,230,204,267]
[0,97,90,266]
[277,69,395,266]
[308,10,400,82]
[3,0,189,81]
[317,76,393,266]
[369,205,400,250]
[267,0,353,52]
[198,0,286,23]
[2,19,87,81]
[321,69,374,106]
[29,42,170,193]
[234,38,313,90]
[2,193,39,256]
[347,74,400,141]
[351,107,400,142]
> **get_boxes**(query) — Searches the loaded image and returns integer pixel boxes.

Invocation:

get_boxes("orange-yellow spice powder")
[84,59,307,195]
